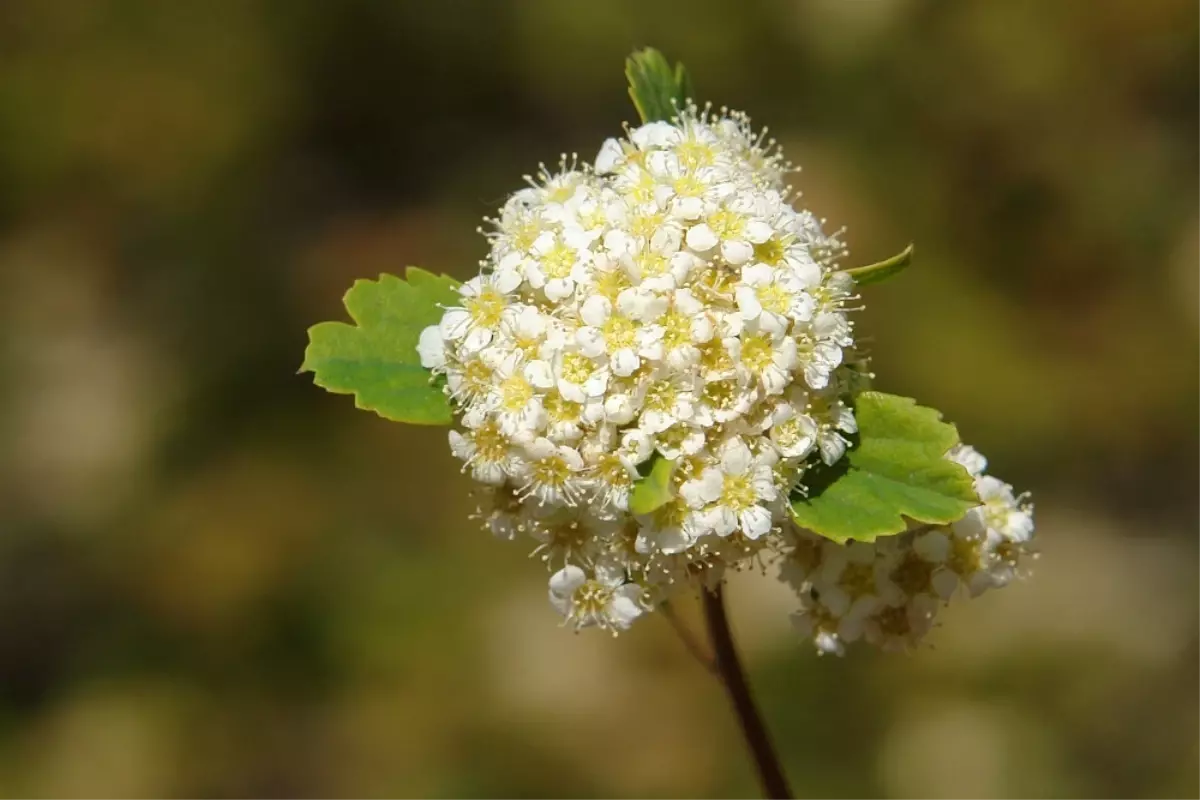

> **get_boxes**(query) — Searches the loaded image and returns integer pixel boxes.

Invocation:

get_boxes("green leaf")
[626,47,693,123]
[301,267,461,425]
[629,455,677,515]
[789,392,979,542]
[843,243,914,287]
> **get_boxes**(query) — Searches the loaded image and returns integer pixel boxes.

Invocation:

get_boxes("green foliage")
[789,392,979,542]
[625,47,693,123]
[302,268,461,425]
[844,243,914,287]
[629,455,676,515]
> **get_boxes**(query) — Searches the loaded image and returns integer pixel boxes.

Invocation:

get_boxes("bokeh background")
[0,1,1196,797]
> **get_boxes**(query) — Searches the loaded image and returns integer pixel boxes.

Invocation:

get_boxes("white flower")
[526,231,591,301]
[516,437,585,506]
[485,351,546,437]
[440,273,520,354]
[577,294,652,377]
[735,264,815,334]
[418,105,1035,639]
[726,329,797,395]
[781,443,1036,654]
[768,402,818,459]
[549,561,644,632]
[449,419,514,485]
[681,438,777,538]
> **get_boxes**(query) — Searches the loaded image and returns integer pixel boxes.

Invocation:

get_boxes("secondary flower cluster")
[417,106,1036,650]
[781,445,1037,654]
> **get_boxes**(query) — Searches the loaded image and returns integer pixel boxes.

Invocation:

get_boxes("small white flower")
[440,274,519,353]
[485,351,546,437]
[681,438,777,538]
[726,330,797,395]
[549,561,644,632]
[516,437,585,506]
[768,402,818,459]
[735,264,815,334]
[527,231,591,301]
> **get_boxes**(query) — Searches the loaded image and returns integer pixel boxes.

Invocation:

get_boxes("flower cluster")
[417,106,1036,649]
[781,445,1037,654]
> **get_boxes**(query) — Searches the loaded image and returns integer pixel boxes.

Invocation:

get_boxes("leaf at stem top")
[302,267,460,425]
[843,243,914,287]
[626,47,693,124]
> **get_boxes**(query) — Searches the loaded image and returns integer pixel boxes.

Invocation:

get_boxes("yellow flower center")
[629,210,665,240]
[544,391,581,423]
[500,375,533,412]
[752,238,785,266]
[540,242,575,279]
[592,268,630,301]
[757,283,792,315]
[677,139,716,170]
[643,381,677,413]
[661,311,693,350]
[699,341,734,374]
[602,315,637,350]
[708,209,746,239]
[720,473,757,511]
[949,536,983,575]
[841,561,877,598]
[560,352,594,385]
[891,551,935,596]
[531,453,572,487]
[465,287,506,328]
[739,333,775,373]
[473,422,510,463]
[461,359,493,395]
[673,173,706,198]
[635,251,669,278]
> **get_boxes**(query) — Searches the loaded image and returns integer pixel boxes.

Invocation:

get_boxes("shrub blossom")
[419,107,1036,651]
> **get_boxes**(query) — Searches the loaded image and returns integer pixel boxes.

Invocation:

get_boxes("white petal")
[595,137,624,173]
[721,239,753,265]
[721,438,753,475]
[493,268,524,294]
[735,286,763,320]
[745,219,774,244]
[580,295,612,327]
[549,565,586,598]
[685,224,718,252]
[913,530,950,562]
[417,325,445,368]
[611,349,639,377]
[631,121,681,149]
[742,263,774,286]
[740,505,773,539]
[524,360,554,389]
[608,586,644,628]
[576,327,606,357]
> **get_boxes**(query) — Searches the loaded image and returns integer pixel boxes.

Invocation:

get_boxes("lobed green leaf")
[789,392,979,542]
[301,267,460,425]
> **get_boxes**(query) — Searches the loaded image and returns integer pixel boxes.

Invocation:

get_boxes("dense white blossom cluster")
[417,107,1035,651]
[782,445,1036,653]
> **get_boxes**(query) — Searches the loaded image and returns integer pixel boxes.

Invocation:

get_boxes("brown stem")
[701,584,793,800]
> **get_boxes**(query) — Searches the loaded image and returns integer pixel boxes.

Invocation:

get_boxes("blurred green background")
[0,1,1196,797]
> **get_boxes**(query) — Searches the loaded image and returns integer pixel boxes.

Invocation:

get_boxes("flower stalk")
[702,584,793,799]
